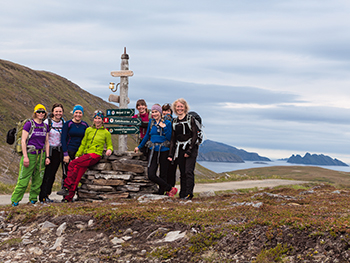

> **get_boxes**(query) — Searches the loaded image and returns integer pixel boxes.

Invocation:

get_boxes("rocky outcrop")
[287,153,349,166]
[198,140,271,162]
[77,151,157,201]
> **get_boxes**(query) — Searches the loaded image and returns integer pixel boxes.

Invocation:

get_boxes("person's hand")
[23,156,29,167]
[159,121,166,128]
[168,157,172,162]
[134,147,139,153]
[63,156,70,163]
[45,158,50,166]
[184,153,189,158]
[106,149,112,156]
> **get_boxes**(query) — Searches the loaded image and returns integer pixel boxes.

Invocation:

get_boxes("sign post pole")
[110,47,133,152]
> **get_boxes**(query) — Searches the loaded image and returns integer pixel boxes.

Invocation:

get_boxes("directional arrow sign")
[111,70,134,77]
[104,117,141,126]
[106,109,135,117]
[106,126,140,135]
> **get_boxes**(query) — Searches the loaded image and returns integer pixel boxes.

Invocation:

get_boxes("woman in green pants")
[11,104,50,206]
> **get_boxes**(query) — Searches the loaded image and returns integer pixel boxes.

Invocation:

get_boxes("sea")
[197,160,350,174]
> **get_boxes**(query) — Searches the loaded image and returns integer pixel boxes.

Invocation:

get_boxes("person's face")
[94,116,103,127]
[162,109,171,116]
[137,104,147,114]
[53,107,63,120]
[73,110,83,122]
[175,102,185,115]
[35,109,46,120]
[152,110,161,120]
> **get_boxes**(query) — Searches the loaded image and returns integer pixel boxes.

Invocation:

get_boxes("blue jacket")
[138,119,172,152]
[61,120,89,156]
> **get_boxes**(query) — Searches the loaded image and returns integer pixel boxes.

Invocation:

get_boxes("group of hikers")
[10,98,199,206]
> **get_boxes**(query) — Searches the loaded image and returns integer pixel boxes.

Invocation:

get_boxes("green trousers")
[11,153,45,203]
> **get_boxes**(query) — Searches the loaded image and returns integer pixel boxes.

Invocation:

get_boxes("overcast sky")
[2,1,350,163]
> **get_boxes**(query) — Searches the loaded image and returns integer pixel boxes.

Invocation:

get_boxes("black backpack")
[6,128,16,144]
[173,111,204,145]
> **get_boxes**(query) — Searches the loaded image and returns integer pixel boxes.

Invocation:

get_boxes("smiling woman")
[39,103,65,203]
[57,110,114,202]
[11,104,50,206]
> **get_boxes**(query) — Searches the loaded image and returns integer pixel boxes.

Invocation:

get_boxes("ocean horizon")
[197,160,350,174]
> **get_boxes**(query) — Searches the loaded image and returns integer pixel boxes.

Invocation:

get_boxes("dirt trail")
[0,179,307,206]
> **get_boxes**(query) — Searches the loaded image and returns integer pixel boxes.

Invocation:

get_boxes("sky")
[2,0,350,162]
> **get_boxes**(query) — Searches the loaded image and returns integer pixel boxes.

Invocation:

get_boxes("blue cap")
[73,105,84,115]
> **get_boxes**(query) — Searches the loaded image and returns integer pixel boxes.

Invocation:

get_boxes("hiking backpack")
[173,111,204,145]
[47,116,65,132]
[6,119,47,155]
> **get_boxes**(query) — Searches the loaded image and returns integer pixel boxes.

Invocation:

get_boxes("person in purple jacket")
[11,104,50,206]
[60,105,88,189]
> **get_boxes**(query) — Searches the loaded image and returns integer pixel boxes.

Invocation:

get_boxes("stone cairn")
[77,151,157,201]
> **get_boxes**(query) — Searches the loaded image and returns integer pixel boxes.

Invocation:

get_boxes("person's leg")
[177,151,187,198]
[29,154,46,202]
[39,149,61,201]
[159,151,172,193]
[184,146,198,199]
[46,149,62,196]
[167,161,177,187]
[11,155,37,203]
[39,160,52,202]
[61,150,76,189]
[64,154,101,202]
[147,151,171,194]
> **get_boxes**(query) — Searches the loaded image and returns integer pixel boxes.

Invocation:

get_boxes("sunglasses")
[36,110,46,114]
[94,110,103,114]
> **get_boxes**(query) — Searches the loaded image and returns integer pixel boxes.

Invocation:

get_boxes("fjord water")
[198,160,350,173]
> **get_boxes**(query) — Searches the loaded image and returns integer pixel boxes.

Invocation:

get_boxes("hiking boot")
[184,194,193,200]
[30,200,37,204]
[167,187,178,197]
[44,197,54,203]
[12,202,19,207]
[57,187,69,196]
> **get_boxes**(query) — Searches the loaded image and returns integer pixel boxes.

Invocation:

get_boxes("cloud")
[2,0,350,162]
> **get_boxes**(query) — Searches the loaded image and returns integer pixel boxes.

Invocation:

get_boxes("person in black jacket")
[168,98,198,200]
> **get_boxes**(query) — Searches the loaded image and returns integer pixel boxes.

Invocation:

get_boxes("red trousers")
[64,153,101,201]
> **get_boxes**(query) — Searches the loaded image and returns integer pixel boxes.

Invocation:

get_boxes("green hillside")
[0,59,123,182]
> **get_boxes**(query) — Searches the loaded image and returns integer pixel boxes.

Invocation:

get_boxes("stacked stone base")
[77,151,157,201]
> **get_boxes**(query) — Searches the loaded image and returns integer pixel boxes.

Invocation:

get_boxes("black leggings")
[173,146,198,198]
[148,150,172,194]
[39,148,63,201]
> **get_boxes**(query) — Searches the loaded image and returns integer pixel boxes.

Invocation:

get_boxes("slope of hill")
[198,139,270,162]
[0,59,123,182]
[0,59,217,185]
[287,153,348,166]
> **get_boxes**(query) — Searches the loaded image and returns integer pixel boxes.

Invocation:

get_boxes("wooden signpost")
[108,47,135,152]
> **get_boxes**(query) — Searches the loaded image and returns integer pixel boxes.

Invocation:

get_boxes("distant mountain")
[197,151,244,163]
[287,153,349,166]
[198,140,271,163]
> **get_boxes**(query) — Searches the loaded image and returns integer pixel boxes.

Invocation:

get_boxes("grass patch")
[0,238,22,249]
[253,243,293,263]
[0,181,16,195]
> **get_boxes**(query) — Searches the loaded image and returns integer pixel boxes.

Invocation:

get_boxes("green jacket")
[76,125,113,157]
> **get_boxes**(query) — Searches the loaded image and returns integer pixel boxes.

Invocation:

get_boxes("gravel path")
[0,179,307,206]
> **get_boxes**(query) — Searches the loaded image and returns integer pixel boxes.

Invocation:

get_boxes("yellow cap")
[34,104,47,113]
